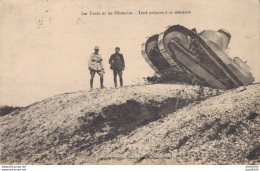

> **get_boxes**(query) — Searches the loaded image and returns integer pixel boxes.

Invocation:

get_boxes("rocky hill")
[0,83,259,165]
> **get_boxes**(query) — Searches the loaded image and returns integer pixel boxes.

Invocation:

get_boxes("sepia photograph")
[0,0,259,170]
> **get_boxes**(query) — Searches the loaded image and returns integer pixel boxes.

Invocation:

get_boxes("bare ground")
[0,83,259,165]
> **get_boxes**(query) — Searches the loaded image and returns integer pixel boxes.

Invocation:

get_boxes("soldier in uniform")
[88,46,105,89]
[109,47,125,87]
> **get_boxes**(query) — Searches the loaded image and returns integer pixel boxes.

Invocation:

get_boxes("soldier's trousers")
[113,69,123,87]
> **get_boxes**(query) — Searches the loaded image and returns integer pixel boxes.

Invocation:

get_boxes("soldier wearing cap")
[88,46,105,89]
[109,47,125,87]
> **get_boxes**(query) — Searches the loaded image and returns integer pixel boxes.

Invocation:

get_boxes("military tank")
[141,25,255,90]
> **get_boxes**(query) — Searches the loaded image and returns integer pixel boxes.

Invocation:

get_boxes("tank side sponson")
[207,42,254,86]
[173,25,243,87]
[168,40,227,89]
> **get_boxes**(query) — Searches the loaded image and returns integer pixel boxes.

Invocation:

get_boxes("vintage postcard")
[0,0,259,168]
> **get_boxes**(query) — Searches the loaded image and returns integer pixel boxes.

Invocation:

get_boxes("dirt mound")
[0,84,220,164]
[74,84,260,165]
[1,84,259,165]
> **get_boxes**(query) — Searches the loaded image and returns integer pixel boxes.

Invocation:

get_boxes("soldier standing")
[109,47,125,87]
[88,46,105,89]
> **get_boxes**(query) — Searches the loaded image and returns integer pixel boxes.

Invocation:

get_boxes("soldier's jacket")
[88,53,104,71]
[109,53,125,71]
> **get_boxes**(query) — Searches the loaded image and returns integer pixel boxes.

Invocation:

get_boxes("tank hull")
[141,25,255,89]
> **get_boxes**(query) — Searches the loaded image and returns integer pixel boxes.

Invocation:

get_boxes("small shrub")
[0,106,22,117]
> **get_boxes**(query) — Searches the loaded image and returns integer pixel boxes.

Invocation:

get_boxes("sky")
[0,0,259,106]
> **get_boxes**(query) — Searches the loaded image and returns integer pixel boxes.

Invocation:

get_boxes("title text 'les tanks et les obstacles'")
[81,11,191,15]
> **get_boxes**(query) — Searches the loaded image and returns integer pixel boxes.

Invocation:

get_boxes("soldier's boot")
[100,78,104,89]
[90,79,93,89]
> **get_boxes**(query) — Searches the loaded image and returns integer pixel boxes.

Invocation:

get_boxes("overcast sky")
[0,0,259,106]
